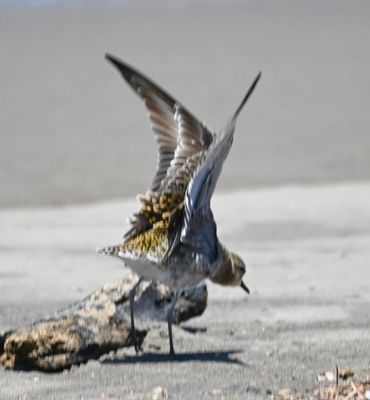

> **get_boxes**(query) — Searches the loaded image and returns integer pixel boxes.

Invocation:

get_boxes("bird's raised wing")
[180,72,261,248]
[105,54,214,240]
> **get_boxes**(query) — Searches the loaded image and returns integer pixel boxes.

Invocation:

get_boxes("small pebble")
[211,389,223,397]
[278,388,296,397]
[325,371,335,382]
[318,370,336,382]
[33,376,39,383]
[151,386,167,400]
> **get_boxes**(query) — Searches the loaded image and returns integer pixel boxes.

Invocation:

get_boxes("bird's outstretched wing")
[105,54,214,241]
[179,72,262,250]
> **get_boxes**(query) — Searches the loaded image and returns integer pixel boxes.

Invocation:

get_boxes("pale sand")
[1,183,369,399]
[1,1,370,208]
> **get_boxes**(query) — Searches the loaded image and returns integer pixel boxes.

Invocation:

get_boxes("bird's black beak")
[240,280,250,294]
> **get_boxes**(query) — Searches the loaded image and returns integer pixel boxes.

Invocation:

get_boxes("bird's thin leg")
[167,289,180,355]
[129,276,143,353]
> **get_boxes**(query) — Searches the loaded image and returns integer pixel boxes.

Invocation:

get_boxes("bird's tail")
[96,245,121,256]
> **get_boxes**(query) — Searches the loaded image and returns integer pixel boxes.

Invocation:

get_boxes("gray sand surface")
[1,183,370,399]
[1,1,370,207]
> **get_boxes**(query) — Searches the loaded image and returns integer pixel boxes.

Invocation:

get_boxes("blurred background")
[1,0,369,208]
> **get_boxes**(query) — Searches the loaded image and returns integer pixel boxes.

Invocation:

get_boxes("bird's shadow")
[180,325,208,334]
[101,349,246,366]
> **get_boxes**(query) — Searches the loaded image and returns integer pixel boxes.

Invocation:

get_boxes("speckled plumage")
[98,54,260,353]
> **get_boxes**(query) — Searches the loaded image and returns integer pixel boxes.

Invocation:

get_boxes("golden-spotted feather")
[98,219,169,260]
[123,192,182,240]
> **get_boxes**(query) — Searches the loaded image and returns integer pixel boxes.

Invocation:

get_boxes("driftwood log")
[0,273,207,371]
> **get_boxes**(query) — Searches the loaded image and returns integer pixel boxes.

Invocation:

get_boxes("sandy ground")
[1,1,370,207]
[1,183,370,399]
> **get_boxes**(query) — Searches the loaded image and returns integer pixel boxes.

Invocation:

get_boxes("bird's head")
[210,249,250,294]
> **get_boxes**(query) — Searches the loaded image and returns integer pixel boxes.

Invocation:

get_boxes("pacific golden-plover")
[98,53,261,354]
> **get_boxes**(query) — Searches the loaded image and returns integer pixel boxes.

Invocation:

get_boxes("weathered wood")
[0,274,207,371]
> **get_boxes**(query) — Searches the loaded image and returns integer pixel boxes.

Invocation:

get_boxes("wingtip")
[233,70,262,120]
[105,52,121,68]
[104,53,138,85]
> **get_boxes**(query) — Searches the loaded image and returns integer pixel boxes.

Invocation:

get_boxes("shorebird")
[98,53,261,354]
